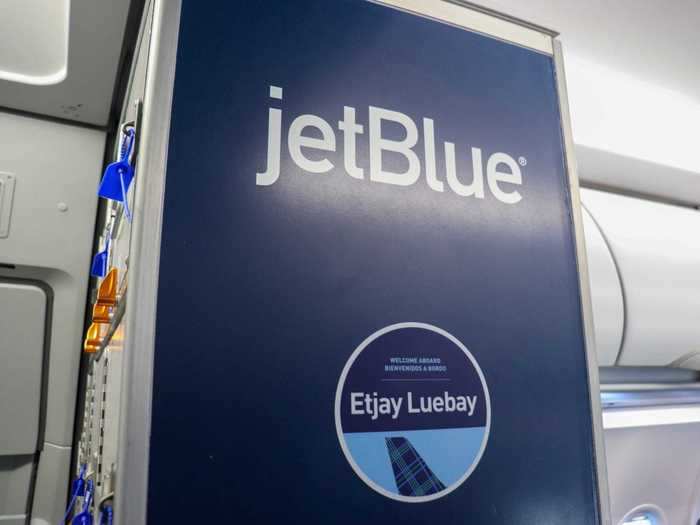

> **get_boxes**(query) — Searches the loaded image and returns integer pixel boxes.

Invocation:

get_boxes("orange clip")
[92,304,112,324]
[83,340,100,354]
[96,268,119,306]
[86,323,103,346]
[83,323,103,353]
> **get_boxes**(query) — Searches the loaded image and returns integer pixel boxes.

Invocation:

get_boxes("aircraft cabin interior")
[0,1,698,524]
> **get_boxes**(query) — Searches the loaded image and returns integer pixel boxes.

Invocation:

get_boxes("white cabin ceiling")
[0,0,132,126]
[474,0,700,203]
[0,0,70,86]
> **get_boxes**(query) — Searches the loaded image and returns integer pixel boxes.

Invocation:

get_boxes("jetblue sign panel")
[258,88,525,205]
[148,1,602,523]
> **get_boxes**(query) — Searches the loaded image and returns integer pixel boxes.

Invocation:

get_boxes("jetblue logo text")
[257,86,524,204]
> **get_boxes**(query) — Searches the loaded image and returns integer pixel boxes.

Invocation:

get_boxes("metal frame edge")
[370,0,554,54]
[444,0,558,37]
[553,39,613,525]
[114,0,182,523]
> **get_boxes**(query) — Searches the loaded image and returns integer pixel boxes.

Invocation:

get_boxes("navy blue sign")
[148,0,602,523]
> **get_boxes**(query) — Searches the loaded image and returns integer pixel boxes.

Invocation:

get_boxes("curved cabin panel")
[582,188,700,366]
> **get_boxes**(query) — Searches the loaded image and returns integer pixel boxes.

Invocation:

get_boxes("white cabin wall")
[0,110,105,524]
[604,410,700,524]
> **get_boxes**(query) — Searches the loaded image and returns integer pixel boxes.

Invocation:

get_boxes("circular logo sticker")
[335,322,490,503]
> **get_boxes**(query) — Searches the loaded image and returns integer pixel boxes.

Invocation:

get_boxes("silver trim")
[602,383,700,393]
[444,0,558,38]
[553,40,612,524]
[370,0,554,54]
[114,0,181,523]
[599,366,700,385]
[603,404,700,429]
[601,387,700,409]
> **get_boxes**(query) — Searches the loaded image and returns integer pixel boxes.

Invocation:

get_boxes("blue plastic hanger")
[98,127,135,222]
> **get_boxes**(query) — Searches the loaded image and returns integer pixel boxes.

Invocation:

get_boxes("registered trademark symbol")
[518,156,527,166]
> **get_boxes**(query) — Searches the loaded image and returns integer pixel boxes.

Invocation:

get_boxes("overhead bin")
[581,188,700,366]
[581,208,624,365]
[577,146,700,208]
